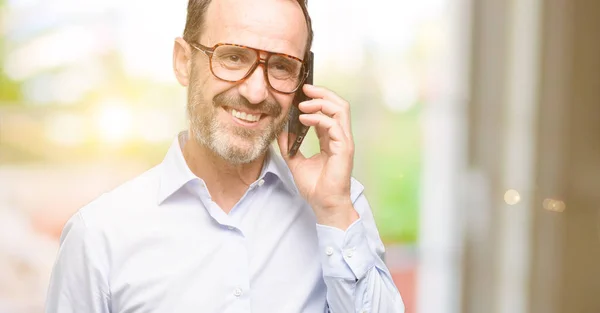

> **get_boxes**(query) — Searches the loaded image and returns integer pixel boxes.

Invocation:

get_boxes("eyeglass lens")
[210,45,304,93]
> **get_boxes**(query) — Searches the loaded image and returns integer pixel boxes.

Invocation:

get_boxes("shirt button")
[325,247,334,256]
[258,179,265,186]
[345,249,354,258]
[233,287,243,297]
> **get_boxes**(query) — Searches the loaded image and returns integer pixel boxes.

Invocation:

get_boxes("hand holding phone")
[287,51,313,156]
[279,51,358,230]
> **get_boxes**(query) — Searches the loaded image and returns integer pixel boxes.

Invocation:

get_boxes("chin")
[210,132,270,165]
[190,112,282,164]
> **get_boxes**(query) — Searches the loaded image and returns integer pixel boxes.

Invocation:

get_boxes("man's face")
[186,0,308,164]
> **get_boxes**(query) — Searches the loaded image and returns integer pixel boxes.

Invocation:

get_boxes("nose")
[238,64,269,105]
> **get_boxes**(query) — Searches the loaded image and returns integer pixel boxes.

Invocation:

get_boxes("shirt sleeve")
[315,179,405,313]
[45,211,111,313]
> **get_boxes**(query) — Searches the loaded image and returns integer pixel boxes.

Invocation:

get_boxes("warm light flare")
[504,189,521,205]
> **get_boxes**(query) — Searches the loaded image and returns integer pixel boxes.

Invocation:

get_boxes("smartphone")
[287,51,313,156]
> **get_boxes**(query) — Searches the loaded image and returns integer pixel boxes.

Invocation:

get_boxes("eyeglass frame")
[188,41,310,94]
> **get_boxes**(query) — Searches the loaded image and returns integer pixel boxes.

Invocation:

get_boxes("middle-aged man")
[45,0,405,312]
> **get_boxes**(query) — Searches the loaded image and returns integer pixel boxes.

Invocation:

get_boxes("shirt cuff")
[316,218,378,280]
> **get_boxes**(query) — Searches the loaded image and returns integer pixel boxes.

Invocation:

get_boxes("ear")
[173,37,193,86]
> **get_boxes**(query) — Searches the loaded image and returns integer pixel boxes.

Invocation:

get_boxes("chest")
[107,200,327,313]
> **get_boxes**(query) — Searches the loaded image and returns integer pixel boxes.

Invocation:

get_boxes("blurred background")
[1,0,599,312]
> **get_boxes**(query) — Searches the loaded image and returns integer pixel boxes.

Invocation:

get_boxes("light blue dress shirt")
[45,132,404,313]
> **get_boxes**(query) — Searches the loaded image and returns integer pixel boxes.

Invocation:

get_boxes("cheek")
[191,71,232,104]
[212,80,237,99]
[189,66,208,95]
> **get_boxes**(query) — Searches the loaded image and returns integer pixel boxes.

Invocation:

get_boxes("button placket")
[325,246,334,256]
[226,230,250,302]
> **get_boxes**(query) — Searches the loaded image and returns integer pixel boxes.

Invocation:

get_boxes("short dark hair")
[182,0,313,61]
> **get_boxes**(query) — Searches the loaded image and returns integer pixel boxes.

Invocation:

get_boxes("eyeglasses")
[189,42,309,94]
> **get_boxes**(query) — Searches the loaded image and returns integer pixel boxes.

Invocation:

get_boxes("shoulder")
[74,165,162,230]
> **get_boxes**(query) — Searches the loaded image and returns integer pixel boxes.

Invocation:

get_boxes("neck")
[182,131,267,213]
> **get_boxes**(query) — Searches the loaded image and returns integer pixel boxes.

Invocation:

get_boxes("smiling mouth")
[228,108,264,123]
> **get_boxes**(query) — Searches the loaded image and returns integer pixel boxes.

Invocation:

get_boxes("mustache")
[213,92,282,117]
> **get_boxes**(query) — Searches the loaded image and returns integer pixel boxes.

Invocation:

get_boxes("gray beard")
[187,90,287,164]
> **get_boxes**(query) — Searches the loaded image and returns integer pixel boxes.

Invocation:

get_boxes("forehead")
[203,0,308,59]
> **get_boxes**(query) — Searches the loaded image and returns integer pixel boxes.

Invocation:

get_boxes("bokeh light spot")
[504,189,521,205]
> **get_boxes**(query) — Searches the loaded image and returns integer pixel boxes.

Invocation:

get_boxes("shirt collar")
[157,131,298,205]
[261,144,299,195]
[156,131,198,205]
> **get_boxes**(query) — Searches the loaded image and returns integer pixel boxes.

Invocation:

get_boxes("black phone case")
[287,51,313,156]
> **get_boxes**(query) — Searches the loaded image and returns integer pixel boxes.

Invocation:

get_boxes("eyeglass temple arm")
[189,42,214,57]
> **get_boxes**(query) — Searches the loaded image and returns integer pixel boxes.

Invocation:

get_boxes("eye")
[271,62,293,73]
[274,64,289,71]
[225,54,241,62]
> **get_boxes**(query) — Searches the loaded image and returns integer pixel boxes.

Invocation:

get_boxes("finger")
[301,84,352,138]
[302,84,350,110]
[298,99,350,135]
[299,114,346,143]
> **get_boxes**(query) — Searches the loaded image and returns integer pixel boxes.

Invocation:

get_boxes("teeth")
[231,109,260,122]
